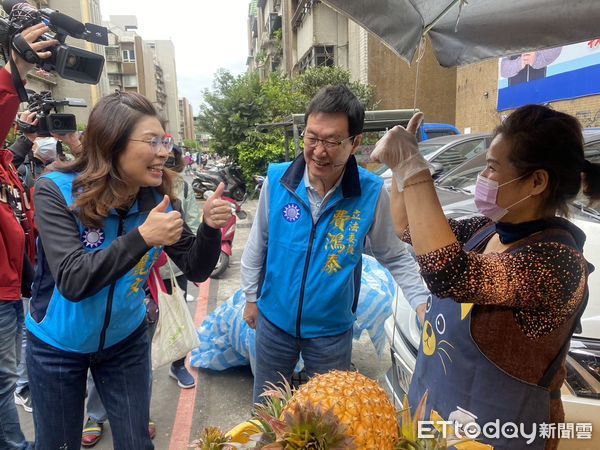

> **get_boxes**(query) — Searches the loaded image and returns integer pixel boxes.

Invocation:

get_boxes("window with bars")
[298,45,335,73]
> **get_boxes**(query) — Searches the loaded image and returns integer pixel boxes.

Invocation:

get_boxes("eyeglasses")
[129,136,174,154]
[302,133,355,151]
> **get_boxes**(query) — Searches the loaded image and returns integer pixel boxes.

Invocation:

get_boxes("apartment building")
[248,0,456,123]
[105,16,180,139]
[248,0,283,79]
[179,97,195,142]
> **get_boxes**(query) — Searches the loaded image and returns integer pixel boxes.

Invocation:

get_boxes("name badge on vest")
[282,203,301,222]
[81,228,105,249]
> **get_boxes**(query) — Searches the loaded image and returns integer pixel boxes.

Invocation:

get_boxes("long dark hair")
[495,104,600,216]
[54,92,174,228]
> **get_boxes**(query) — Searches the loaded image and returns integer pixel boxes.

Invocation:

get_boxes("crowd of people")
[2,21,600,450]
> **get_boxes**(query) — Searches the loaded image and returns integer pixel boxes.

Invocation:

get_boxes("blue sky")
[100,0,249,114]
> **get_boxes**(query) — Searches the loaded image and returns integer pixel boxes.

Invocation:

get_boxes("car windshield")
[372,142,446,175]
[419,143,445,157]
[437,166,482,192]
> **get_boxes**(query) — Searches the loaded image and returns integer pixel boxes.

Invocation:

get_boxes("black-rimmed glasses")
[302,132,355,151]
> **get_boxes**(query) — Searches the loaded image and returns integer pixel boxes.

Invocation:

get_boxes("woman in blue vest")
[373,105,600,449]
[25,91,231,450]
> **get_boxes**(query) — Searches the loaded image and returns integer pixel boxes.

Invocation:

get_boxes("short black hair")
[304,85,365,137]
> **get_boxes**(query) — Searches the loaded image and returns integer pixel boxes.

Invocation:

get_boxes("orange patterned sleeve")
[416,240,587,337]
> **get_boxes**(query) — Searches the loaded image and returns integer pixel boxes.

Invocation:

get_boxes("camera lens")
[52,118,64,129]
[66,55,79,68]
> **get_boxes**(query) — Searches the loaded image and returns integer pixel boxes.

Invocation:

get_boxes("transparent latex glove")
[371,112,432,191]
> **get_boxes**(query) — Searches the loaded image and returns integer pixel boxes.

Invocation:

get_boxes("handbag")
[149,259,200,370]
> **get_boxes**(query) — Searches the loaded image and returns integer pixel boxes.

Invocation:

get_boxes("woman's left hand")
[203,182,232,229]
[371,112,431,191]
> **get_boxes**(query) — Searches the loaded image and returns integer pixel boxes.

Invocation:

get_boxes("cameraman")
[10,110,81,188]
[0,23,57,450]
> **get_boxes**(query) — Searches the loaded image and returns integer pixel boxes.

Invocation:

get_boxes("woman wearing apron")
[373,105,600,449]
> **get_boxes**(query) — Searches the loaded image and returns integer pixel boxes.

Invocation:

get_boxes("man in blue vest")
[241,85,430,404]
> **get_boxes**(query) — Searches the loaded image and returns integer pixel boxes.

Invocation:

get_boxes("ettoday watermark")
[418,420,593,444]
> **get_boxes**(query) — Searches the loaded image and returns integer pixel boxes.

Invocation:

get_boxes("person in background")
[501,47,562,85]
[27,90,231,450]
[374,105,599,449]
[0,22,57,450]
[160,144,201,387]
[241,85,430,405]
[7,113,83,418]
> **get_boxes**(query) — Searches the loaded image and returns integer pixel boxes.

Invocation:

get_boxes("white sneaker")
[14,388,32,413]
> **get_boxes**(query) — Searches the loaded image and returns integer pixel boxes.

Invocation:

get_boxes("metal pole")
[284,132,290,161]
[293,124,300,157]
[423,0,462,35]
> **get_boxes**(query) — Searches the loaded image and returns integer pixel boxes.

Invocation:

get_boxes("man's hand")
[5,24,58,80]
[416,303,426,325]
[202,182,232,229]
[52,131,82,154]
[138,195,184,247]
[243,302,259,329]
[18,110,39,142]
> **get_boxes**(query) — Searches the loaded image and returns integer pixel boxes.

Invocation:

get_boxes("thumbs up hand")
[203,182,233,229]
[139,195,184,247]
[371,112,432,191]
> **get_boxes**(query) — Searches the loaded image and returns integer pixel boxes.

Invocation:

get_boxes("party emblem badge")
[81,228,105,249]
[282,203,301,222]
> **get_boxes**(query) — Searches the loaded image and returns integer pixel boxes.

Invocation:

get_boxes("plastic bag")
[191,255,396,372]
[150,262,200,370]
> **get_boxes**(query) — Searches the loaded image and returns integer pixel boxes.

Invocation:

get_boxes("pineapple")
[190,426,232,449]
[259,402,355,449]
[282,370,399,450]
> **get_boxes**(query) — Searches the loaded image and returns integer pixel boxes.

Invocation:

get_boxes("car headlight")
[565,338,600,399]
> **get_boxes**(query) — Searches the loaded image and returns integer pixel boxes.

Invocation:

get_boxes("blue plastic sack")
[190,255,397,373]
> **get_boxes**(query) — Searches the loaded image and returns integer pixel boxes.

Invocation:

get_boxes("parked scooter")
[203,191,247,278]
[251,174,265,200]
[192,165,247,202]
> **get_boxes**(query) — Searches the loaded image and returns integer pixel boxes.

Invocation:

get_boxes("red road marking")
[168,279,210,450]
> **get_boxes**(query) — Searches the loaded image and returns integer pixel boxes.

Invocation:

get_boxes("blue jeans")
[27,322,153,450]
[0,300,31,450]
[253,312,353,404]
[85,320,157,424]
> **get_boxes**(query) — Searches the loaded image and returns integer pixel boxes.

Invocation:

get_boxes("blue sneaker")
[169,364,196,389]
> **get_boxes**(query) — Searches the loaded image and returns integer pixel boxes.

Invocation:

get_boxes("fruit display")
[191,370,480,450]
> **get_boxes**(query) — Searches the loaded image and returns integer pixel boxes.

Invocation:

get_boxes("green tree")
[296,66,376,108]
[197,66,375,181]
[197,70,266,160]
[182,139,198,150]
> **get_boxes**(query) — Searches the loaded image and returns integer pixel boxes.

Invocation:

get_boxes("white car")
[384,130,600,449]
[376,133,492,192]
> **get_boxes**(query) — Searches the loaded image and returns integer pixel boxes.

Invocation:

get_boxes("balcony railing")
[292,0,319,30]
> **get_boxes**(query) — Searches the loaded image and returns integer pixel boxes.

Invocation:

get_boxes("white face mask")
[34,137,58,162]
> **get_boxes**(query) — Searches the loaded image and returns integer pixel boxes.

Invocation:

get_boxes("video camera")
[0,0,108,84]
[18,90,86,137]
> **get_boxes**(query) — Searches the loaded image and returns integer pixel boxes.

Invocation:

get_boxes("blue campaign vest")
[26,171,163,353]
[408,224,588,449]
[258,156,382,339]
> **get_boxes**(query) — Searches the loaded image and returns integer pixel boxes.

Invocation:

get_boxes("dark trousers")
[27,323,153,450]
